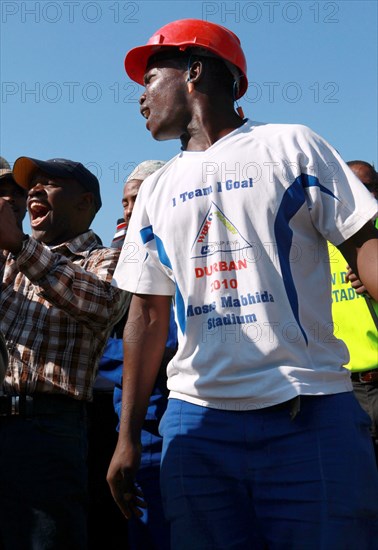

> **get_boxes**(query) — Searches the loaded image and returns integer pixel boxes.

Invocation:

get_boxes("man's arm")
[337,221,378,301]
[15,239,126,329]
[0,198,126,329]
[107,292,171,519]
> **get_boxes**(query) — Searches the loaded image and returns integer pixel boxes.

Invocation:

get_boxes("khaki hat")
[126,160,166,183]
[0,168,14,181]
[0,156,10,170]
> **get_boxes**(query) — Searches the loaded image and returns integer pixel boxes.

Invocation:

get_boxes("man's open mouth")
[28,201,50,227]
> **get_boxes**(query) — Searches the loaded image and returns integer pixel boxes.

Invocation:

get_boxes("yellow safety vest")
[328,243,378,372]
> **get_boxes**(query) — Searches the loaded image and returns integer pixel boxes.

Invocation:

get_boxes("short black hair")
[347,160,376,172]
[347,160,378,195]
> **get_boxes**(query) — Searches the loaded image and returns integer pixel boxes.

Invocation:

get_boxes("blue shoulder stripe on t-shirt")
[140,225,154,244]
[139,226,184,336]
[274,174,338,345]
[155,234,173,270]
[175,285,186,335]
[301,172,340,200]
[154,234,186,334]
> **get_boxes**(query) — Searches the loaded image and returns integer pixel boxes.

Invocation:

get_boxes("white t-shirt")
[113,120,378,410]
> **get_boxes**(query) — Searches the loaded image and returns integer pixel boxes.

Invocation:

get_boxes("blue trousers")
[159,393,378,550]
[0,407,88,549]
[352,376,378,465]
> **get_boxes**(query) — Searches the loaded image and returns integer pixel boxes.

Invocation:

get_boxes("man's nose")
[28,182,46,196]
[124,205,133,221]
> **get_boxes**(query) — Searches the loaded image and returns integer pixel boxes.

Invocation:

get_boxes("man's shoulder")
[246,119,327,161]
[250,120,315,140]
[66,230,114,254]
[64,231,121,265]
[83,241,121,263]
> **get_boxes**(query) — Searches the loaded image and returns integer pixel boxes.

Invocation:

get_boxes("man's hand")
[106,439,147,519]
[106,294,171,519]
[337,222,378,301]
[0,198,25,253]
[345,266,366,295]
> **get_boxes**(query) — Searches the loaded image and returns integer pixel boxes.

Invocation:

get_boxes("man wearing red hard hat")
[108,19,378,549]
[124,18,248,100]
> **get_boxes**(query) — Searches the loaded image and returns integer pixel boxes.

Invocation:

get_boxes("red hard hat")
[124,18,248,99]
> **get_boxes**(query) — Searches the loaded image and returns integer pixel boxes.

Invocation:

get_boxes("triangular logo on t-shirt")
[190,202,253,259]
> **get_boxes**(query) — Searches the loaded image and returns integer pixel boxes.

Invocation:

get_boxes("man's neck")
[181,111,245,152]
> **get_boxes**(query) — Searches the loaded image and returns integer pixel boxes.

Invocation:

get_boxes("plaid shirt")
[0,230,128,401]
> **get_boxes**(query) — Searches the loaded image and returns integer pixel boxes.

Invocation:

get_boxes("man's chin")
[31,229,48,243]
[147,120,178,141]
[151,129,177,142]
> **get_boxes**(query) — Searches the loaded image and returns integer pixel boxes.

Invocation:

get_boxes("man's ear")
[187,60,203,85]
[77,191,95,212]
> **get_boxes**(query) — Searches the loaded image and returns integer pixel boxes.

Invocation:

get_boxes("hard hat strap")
[233,81,245,119]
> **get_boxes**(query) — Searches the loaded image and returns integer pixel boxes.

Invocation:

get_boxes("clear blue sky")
[1,0,377,245]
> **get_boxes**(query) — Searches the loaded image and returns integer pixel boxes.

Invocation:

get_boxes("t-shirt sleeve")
[112,188,175,296]
[295,126,378,246]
